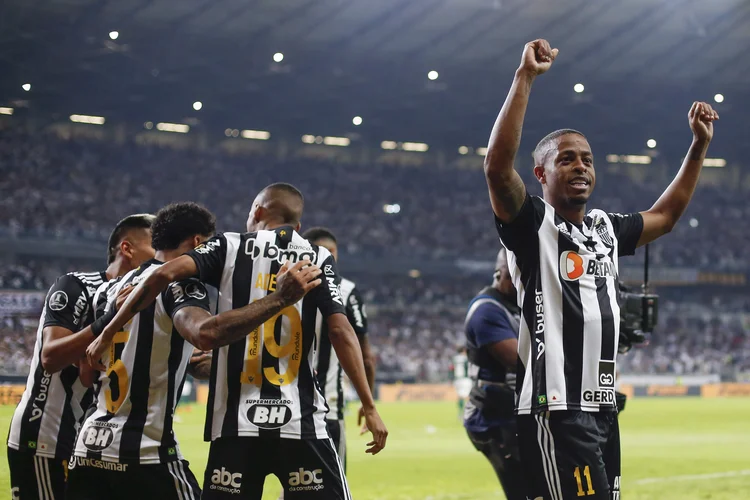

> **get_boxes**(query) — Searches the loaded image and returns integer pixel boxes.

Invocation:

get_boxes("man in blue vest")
[463,247,525,500]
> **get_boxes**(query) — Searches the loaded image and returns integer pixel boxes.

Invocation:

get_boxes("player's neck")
[553,202,586,225]
[156,241,197,263]
[105,258,133,280]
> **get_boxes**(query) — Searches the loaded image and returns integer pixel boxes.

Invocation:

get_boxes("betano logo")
[559,251,615,282]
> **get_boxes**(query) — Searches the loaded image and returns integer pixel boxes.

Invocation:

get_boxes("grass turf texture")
[2,398,749,499]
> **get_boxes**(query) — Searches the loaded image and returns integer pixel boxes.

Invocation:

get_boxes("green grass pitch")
[2,398,750,499]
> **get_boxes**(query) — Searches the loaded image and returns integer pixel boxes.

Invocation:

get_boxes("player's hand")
[85,334,110,372]
[363,407,388,455]
[689,101,718,142]
[189,348,211,365]
[518,39,558,77]
[115,284,134,311]
[275,260,322,305]
[357,405,369,435]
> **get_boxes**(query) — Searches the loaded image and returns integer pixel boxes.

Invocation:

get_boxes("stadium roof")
[1,0,748,155]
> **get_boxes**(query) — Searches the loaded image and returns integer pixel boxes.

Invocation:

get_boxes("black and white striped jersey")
[186,227,347,441]
[495,194,643,414]
[73,260,210,464]
[315,277,368,421]
[7,271,104,459]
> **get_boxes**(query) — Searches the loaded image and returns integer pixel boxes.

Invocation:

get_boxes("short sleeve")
[467,303,517,347]
[186,234,228,288]
[494,194,547,252]
[163,279,212,318]
[43,275,90,331]
[608,212,644,256]
[345,286,368,337]
[308,251,347,318]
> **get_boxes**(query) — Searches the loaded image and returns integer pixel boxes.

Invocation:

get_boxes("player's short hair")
[532,129,587,166]
[107,214,155,264]
[302,227,337,244]
[260,182,305,225]
[151,202,216,251]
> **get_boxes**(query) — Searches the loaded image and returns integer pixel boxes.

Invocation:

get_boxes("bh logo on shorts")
[211,467,242,495]
[559,251,615,281]
[288,468,324,492]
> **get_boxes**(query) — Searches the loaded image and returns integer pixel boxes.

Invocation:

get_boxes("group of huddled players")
[8,182,385,499]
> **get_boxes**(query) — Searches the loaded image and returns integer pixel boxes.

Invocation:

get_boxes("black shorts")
[7,447,68,500]
[517,411,621,500]
[326,419,347,472]
[202,436,351,500]
[65,456,200,500]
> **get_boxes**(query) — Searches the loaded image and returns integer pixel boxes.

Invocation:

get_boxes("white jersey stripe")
[539,204,567,410]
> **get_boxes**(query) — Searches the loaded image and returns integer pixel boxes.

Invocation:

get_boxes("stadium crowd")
[1,129,749,379]
[1,129,749,269]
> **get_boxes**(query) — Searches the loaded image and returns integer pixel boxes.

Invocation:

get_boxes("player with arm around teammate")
[6,214,154,500]
[70,202,322,499]
[90,184,388,500]
[484,39,717,499]
[463,248,525,500]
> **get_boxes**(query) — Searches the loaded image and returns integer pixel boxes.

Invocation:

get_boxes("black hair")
[151,202,216,251]
[532,129,587,166]
[260,182,305,225]
[107,214,155,264]
[302,227,337,244]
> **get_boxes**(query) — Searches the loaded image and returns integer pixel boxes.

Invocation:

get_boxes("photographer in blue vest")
[463,247,525,500]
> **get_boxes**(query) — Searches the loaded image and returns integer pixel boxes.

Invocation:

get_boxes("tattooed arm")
[485,39,558,223]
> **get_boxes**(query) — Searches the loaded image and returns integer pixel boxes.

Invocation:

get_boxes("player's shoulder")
[53,270,105,296]
[339,276,355,289]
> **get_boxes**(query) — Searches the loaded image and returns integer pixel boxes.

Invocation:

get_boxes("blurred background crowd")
[1,129,748,380]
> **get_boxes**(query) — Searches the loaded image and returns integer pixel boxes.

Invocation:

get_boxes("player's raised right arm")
[485,39,558,223]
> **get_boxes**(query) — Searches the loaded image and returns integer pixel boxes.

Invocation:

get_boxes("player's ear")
[294,221,301,231]
[120,239,133,259]
[533,164,546,184]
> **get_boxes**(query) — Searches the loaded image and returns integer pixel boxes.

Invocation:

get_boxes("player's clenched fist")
[518,39,559,77]
[688,101,719,142]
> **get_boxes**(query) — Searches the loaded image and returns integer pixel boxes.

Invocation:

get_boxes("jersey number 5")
[105,331,130,413]
[240,306,303,387]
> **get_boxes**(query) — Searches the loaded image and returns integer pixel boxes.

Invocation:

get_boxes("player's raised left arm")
[638,102,718,247]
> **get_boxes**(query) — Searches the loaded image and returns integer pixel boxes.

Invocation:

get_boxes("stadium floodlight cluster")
[606,154,652,165]
[0,107,13,115]
[381,141,429,152]
[457,145,489,156]
[70,114,106,125]
[155,122,189,133]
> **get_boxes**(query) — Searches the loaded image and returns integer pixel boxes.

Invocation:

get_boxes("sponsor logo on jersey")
[185,282,206,300]
[194,239,221,255]
[72,292,89,326]
[582,389,615,404]
[210,467,242,495]
[48,291,68,311]
[559,250,615,281]
[247,403,293,429]
[324,265,334,276]
[598,360,615,387]
[29,370,52,422]
[82,425,115,451]
[288,468,324,492]
[350,294,365,328]
[244,238,317,264]
[534,289,546,361]
[326,277,343,306]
